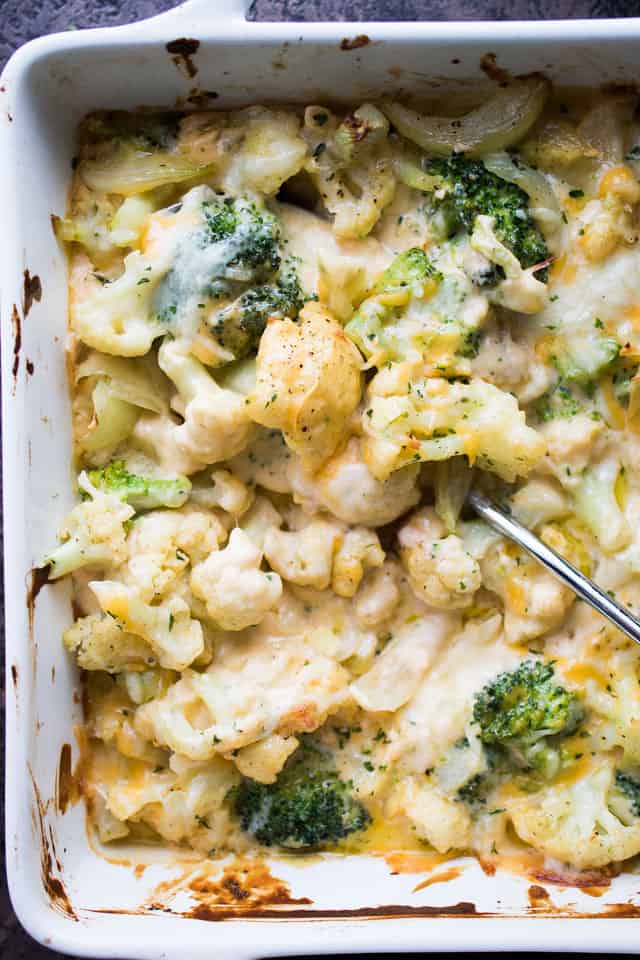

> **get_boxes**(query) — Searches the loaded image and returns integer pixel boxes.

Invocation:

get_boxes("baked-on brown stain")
[166,38,200,79]
[23,269,42,317]
[10,664,18,688]
[29,769,77,920]
[146,859,312,920]
[412,866,463,893]
[26,359,35,376]
[98,900,479,922]
[11,303,21,381]
[340,35,370,51]
[479,52,511,86]
[27,564,49,632]
[57,744,73,814]
[533,865,615,891]
[58,727,89,816]
[384,851,453,875]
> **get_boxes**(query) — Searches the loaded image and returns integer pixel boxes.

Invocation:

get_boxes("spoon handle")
[468,489,640,647]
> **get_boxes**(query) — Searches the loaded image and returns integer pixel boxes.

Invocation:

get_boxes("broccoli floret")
[201,195,281,276]
[345,247,442,362]
[87,460,191,511]
[535,382,582,422]
[472,660,584,776]
[84,111,181,152]
[458,329,482,359]
[457,773,489,810]
[552,335,619,387]
[153,194,298,360]
[614,771,640,816]
[372,247,441,293]
[209,259,305,359]
[424,154,549,271]
[232,747,371,849]
[612,360,638,405]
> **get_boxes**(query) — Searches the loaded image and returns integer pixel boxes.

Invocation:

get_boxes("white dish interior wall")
[4,5,640,955]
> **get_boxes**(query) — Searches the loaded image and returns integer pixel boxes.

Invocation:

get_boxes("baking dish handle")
[130,0,252,29]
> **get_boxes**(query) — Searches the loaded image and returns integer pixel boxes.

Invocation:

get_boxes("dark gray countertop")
[1,0,639,955]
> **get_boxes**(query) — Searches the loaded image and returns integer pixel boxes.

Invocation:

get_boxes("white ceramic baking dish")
[4,3,640,955]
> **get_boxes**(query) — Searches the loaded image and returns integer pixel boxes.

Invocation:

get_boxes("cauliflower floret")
[119,667,177,705]
[559,631,640,766]
[289,436,421,526]
[275,201,391,320]
[104,751,241,855]
[480,541,573,644]
[249,302,362,469]
[69,250,170,357]
[470,215,549,314]
[134,635,349,759]
[56,182,123,266]
[136,755,241,855]
[239,495,283,551]
[121,513,187,602]
[208,469,254,518]
[44,472,133,580]
[121,507,226,602]
[354,563,401,627]
[345,242,489,377]
[387,776,472,854]
[63,612,154,672]
[133,339,254,475]
[68,187,206,356]
[174,506,229,564]
[350,608,454,713]
[578,166,640,263]
[573,455,631,552]
[263,518,383,597]
[90,580,204,671]
[398,507,482,610]
[190,527,282,630]
[231,427,293,495]
[263,520,341,590]
[302,104,396,239]
[362,366,545,483]
[233,734,300,785]
[332,528,385,598]
[85,673,166,765]
[509,477,568,530]
[538,412,605,491]
[505,757,640,869]
[179,106,307,197]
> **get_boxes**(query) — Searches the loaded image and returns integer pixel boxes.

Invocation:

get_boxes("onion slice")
[483,151,563,237]
[380,76,550,158]
[81,145,214,196]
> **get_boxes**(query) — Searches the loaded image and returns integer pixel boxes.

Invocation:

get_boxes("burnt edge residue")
[57,744,73,815]
[10,664,18,688]
[533,865,616,891]
[97,901,480,922]
[166,38,200,79]
[145,859,312,921]
[27,564,49,632]
[11,304,21,383]
[29,768,78,920]
[480,52,511,86]
[23,270,42,318]
[340,35,370,52]
[56,731,88,816]
[26,359,35,376]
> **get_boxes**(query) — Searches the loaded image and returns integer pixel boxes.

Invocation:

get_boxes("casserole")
[4,2,640,954]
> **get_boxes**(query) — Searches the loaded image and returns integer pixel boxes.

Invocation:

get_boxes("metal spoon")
[467,489,640,646]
